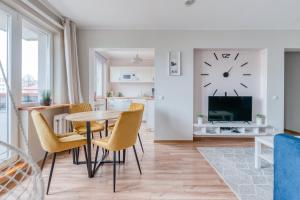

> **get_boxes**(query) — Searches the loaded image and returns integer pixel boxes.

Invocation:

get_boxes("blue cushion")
[274,134,300,200]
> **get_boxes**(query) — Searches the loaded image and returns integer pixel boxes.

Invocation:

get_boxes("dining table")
[65,110,121,178]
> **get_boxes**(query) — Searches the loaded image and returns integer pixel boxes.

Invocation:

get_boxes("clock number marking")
[204,83,212,87]
[240,83,248,88]
[234,53,239,60]
[222,53,231,59]
[243,73,252,76]
[214,53,218,60]
[234,89,239,96]
[213,89,218,96]
[201,73,209,76]
[241,62,248,67]
[204,62,212,66]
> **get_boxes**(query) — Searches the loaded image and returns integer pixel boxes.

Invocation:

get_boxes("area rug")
[197,147,273,200]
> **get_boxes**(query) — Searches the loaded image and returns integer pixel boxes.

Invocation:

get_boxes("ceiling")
[45,0,300,30]
[96,48,155,60]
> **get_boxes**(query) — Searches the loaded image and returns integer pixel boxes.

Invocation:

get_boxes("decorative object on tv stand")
[168,51,181,76]
[40,89,51,106]
[197,114,205,125]
[256,114,265,125]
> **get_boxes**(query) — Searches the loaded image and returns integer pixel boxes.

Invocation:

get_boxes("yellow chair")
[129,103,145,153]
[92,109,143,192]
[31,110,87,195]
[69,103,104,137]
[108,103,145,153]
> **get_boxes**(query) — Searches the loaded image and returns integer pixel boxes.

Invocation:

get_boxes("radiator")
[53,113,70,135]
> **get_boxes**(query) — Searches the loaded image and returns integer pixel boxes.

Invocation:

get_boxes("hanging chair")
[0,61,44,200]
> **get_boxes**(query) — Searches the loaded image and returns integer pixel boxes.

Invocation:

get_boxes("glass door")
[0,9,10,159]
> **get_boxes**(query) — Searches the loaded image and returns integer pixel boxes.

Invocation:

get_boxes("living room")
[0,0,300,200]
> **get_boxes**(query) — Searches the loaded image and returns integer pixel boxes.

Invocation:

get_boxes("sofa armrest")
[274,134,300,200]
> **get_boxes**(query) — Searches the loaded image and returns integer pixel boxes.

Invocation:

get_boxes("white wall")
[194,49,267,122]
[284,52,300,132]
[77,30,300,140]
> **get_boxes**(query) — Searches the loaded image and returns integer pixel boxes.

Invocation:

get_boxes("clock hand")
[227,67,233,73]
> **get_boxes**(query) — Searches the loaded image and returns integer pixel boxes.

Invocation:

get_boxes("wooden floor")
[43,126,253,200]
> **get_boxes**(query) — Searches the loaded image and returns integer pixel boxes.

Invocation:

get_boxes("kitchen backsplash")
[110,82,154,97]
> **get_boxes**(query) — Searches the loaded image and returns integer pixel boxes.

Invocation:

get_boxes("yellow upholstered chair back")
[69,103,93,129]
[129,102,144,127]
[31,110,60,153]
[108,109,143,151]
[129,103,144,112]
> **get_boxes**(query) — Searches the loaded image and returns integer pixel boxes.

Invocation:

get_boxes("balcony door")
[0,9,11,159]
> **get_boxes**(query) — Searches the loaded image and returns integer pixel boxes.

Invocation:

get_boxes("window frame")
[21,17,54,106]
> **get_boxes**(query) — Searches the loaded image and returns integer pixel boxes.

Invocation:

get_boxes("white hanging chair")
[0,61,44,199]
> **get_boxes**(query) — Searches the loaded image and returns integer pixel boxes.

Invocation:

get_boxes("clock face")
[200,51,253,96]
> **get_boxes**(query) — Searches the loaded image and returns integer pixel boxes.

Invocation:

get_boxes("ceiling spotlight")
[185,0,196,6]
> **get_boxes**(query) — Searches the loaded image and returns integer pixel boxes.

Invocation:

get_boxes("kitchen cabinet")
[106,98,155,130]
[107,98,131,111]
[110,66,154,83]
[147,100,155,130]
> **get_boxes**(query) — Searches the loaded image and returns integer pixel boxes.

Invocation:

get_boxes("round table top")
[65,110,122,122]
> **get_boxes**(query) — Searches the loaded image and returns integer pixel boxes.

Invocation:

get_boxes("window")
[94,52,104,98]
[22,20,51,104]
[0,9,10,158]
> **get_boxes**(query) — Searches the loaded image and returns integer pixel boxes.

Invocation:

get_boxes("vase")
[256,117,263,125]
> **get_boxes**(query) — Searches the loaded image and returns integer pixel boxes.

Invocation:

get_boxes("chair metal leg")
[118,151,121,164]
[99,131,102,138]
[76,147,80,164]
[113,151,116,192]
[92,133,95,148]
[138,133,144,153]
[72,149,76,164]
[46,153,56,195]
[123,149,126,163]
[83,145,89,171]
[41,152,48,171]
[93,146,99,172]
[133,145,142,175]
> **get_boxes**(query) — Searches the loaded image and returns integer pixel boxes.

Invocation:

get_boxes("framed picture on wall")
[168,51,181,76]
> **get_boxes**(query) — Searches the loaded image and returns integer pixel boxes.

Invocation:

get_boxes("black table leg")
[86,121,93,178]
[105,120,108,137]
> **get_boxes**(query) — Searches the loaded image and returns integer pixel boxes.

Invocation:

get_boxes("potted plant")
[40,90,51,106]
[256,114,265,125]
[197,114,205,125]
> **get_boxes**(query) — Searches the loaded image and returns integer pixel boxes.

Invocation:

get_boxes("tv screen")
[208,96,252,122]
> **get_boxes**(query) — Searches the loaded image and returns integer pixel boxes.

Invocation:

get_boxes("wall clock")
[201,51,252,96]
[194,48,266,122]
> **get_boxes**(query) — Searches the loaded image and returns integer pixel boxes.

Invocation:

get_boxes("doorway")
[284,50,300,134]
[89,48,155,141]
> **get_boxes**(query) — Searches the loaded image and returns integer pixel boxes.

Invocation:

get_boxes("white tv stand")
[193,122,275,137]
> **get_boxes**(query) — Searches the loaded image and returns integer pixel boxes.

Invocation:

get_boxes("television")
[208,96,252,122]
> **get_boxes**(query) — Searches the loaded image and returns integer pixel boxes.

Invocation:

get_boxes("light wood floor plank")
[43,126,253,200]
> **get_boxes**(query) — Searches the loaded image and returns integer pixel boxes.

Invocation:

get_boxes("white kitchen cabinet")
[107,98,132,111]
[110,66,154,83]
[147,100,155,130]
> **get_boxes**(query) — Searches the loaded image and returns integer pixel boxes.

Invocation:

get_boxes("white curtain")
[63,18,83,104]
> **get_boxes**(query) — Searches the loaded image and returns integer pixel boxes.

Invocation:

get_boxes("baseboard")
[154,140,194,143]
[284,129,300,135]
[193,136,254,142]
